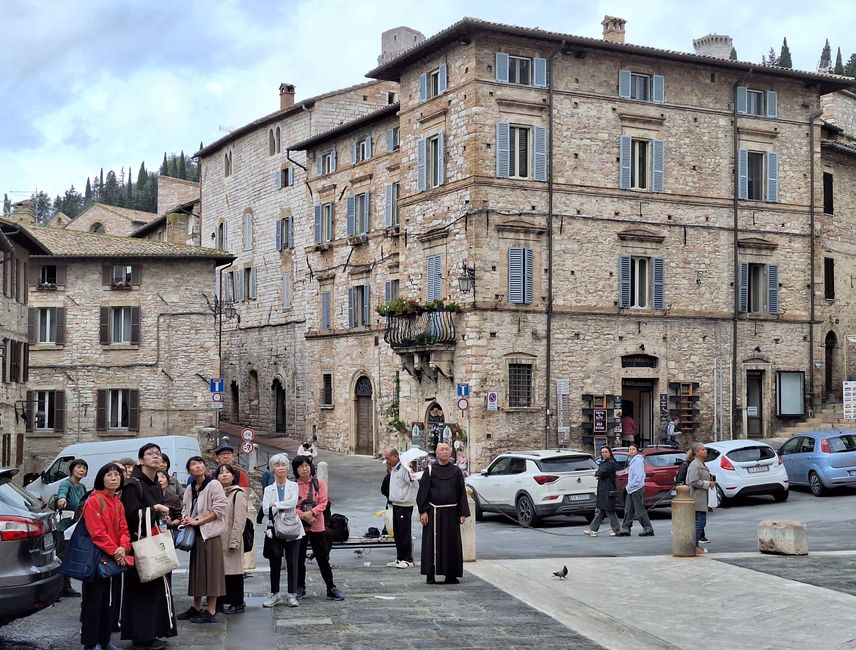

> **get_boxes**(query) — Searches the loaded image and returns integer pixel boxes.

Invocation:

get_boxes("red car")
[612,447,685,509]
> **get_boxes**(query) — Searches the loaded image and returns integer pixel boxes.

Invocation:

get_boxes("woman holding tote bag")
[261,453,303,608]
[217,464,249,614]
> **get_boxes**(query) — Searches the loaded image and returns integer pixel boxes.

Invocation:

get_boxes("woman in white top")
[261,453,303,608]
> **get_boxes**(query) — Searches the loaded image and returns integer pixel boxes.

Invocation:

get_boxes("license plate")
[747,465,770,474]
[568,493,592,501]
[43,535,55,551]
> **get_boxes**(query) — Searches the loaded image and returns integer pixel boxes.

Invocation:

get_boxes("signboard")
[212,393,223,402]
[556,379,570,436]
[594,409,607,433]
[412,424,425,449]
[457,397,469,412]
[240,441,254,454]
[456,383,470,398]
[844,381,856,420]
[486,391,498,411]
[593,435,609,458]
[210,378,224,393]
[211,402,224,410]
[746,406,758,417]
[241,428,255,442]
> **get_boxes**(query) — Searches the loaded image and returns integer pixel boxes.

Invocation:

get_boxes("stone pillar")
[671,485,696,557]
[316,460,329,484]
[462,486,477,562]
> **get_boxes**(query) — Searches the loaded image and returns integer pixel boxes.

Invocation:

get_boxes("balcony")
[378,301,460,383]
[384,309,456,348]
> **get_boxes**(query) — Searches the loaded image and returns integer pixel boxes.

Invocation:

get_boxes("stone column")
[462,486,477,562]
[671,485,696,557]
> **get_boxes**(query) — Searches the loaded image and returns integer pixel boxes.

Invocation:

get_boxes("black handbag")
[242,517,255,552]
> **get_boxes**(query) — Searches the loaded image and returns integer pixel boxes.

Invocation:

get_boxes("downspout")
[808,107,823,414]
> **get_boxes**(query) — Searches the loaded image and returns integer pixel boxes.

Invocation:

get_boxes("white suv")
[704,440,789,506]
[465,450,598,526]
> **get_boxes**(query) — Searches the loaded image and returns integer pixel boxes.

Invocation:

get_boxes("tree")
[178,151,187,180]
[84,177,92,206]
[126,166,133,205]
[31,191,53,223]
[99,168,104,196]
[763,47,779,66]
[729,47,738,61]
[160,152,168,175]
[778,38,792,69]
[2,193,11,216]
[60,186,84,218]
[103,170,119,205]
[834,47,844,75]
[846,53,856,78]
[818,39,832,71]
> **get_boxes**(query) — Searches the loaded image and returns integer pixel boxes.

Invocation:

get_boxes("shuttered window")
[738,150,778,202]
[351,136,373,164]
[321,291,331,331]
[385,183,400,227]
[419,64,447,102]
[384,279,400,303]
[347,193,371,236]
[619,70,665,104]
[347,284,372,328]
[495,53,547,87]
[314,203,335,242]
[316,149,336,176]
[275,166,294,189]
[618,255,665,309]
[737,86,778,118]
[619,136,664,192]
[508,247,534,305]
[31,307,65,344]
[248,267,257,300]
[425,255,442,301]
[242,213,253,250]
[276,215,294,250]
[739,262,779,315]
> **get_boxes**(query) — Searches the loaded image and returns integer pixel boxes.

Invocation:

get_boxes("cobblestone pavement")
[716,552,856,597]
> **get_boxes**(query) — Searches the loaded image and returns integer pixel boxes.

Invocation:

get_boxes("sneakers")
[696,546,709,554]
[699,536,710,544]
[609,531,619,536]
[393,559,412,568]
[190,610,216,623]
[286,594,299,607]
[583,529,597,537]
[176,606,200,620]
[326,586,345,601]
[262,593,282,608]
[639,531,655,537]
[615,531,630,537]
[386,561,398,567]
[295,587,306,600]
[223,604,245,614]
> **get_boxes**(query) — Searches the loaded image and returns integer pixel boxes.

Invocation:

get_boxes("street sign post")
[486,391,498,411]
[456,383,470,398]
[241,428,255,442]
[457,397,469,412]
[240,441,254,454]
[211,402,224,410]
[212,393,222,402]
[210,378,224,393]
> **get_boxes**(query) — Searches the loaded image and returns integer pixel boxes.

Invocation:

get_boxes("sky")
[2,0,854,203]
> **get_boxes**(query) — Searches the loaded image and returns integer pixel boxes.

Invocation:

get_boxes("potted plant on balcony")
[384,224,400,238]
[313,242,333,252]
[348,233,368,246]
[37,282,58,291]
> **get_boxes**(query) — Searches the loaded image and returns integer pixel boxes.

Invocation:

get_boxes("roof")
[496,449,590,458]
[22,223,233,261]
[0,219,52,254]
[69,202,159,226]
[131,198,199,238]
[195,80,385,159]
[289,103,400,151]
[366,17,855,93]
[705,439,776,450]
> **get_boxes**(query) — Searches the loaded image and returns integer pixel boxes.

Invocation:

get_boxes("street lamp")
[457,263,476,293]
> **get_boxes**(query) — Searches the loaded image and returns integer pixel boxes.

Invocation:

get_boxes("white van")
[26,435,201,503]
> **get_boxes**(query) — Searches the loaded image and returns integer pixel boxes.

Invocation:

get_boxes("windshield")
[728,446,775,463]
[646,452,685,468]
[539,456,597,472]
[828,435,856,453]
[0,474,46,513]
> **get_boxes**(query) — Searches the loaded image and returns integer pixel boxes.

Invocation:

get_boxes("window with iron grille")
[508,363,533,407]
[321,373,333,407]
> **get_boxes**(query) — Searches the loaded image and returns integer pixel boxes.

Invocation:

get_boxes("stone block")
[758,519,808,556]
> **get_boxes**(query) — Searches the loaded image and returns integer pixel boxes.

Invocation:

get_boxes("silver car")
[0,468,62,626]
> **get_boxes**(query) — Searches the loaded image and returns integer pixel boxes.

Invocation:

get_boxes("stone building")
[23,225,232,474]
[63,203,158,236]
[132,177,202,246]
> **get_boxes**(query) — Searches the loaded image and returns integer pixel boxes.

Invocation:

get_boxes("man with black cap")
[212,443,250,488]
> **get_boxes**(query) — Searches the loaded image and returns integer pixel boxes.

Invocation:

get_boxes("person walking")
[687,443,716,555]
[621,413,637,447]
[386,448,418,568]
[176,456,227,624]
[120,443,176,650]
[79,463,132,650]
[56,458,89,597]
[675,448,709,543]
[217,464,248,614]
[293,456,345,601]
[584,447,621,536]
[261,453,302,608]
[617,445,654,537]
[416,443,470,585]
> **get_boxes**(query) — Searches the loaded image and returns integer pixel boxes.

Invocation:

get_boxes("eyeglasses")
[144,450,162,457]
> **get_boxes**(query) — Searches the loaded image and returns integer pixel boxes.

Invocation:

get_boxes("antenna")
[218,125,236,133]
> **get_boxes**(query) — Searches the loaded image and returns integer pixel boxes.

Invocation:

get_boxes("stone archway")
[354,376,374,455]
[271,378,286,434]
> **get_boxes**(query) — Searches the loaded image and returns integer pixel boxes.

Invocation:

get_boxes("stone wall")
[65,204,157,237]
[157,176,200,214]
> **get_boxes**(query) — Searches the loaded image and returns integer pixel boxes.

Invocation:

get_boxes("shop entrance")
[621,379,656,447]
[746,370,764,438]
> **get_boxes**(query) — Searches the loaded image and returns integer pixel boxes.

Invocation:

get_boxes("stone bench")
[758,519,808,556]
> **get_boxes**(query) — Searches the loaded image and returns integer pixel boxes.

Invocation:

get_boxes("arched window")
[217,222,225,250]
[224,151,232,177]
[90,222,105,234]
[269,129,275,156]
[275,126,281,153]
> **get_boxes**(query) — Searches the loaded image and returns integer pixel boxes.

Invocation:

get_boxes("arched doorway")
[272,378,286,434]
[354,376,374,455]
[426,403,446,454]
[825,331,838,402]
[229,380,239,423]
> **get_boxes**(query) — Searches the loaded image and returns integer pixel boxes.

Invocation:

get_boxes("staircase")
[777,402,856,435]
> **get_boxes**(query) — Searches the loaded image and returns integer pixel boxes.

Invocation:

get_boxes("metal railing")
[384,309,456,348]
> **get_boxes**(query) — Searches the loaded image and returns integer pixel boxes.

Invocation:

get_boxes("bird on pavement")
[553,566,568,580]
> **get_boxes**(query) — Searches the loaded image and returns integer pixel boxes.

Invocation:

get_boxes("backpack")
[329,513,349,543]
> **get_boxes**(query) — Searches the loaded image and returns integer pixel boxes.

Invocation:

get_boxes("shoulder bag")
[174,497,198,552]
[269,506,303,541]
[230,490,255,552]
[133,507,180,582]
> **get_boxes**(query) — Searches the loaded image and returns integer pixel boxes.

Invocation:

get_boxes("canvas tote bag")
[133,507,179,582]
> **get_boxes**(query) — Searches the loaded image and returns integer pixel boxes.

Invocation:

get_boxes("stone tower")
[693,34,734,59]
[378,26,426,65]
[601,16,627,44]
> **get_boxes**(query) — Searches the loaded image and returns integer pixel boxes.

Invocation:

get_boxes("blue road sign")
[210,377,224,393]
[456,383,470,398]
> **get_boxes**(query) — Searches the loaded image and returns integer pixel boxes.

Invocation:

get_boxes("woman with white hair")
[261,453,303,608]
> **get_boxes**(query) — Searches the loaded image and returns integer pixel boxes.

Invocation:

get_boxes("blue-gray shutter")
[652,74,665,103]
[235,269,244,302]
[417,138,426,191]
[331,148,336,171]
[287,166,294,186]
[652,257,665,309]
[325,204,334,240]
[348,287,355,327]
[437,132,445,185]
[767,264,779,315]
[766,91,778,118]
[618,255,631,308]
[321,292,331,330]
[387,128,394,151]
[287,217,294,249]
[316,155,322,176]
[426,255,441,301]
[275,169,282,190]
[619,69,632,98]
[495,52,509,83]
[524,248,534,304]
[385,281,392,303]
[249,267,257,300]
[533,126,547,181]
[314,204,322,244]
[766,151,779,202]
[385,183,394,226]
[737,149,749,200]
[533,57,547,88]
[419,73,427,101]
[438,64,447,94]
[365,137,372,160]
[362,192,370,233]
[508,247,524,304]
[282,272,292,309]
[736,86,748,114]
[496,122,510,178]
[652,138,665,193]
[346,196,356,236]
[362,284,371,326]
[275,218,282,251]
[619,135,632,189]
[738,262,749,312]
[351,142,357,165]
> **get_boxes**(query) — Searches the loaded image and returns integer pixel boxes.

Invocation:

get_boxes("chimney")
[692,34,734,59]
[10,200,36,225]
[279,83,295,110]
[378,26,426,65]
[601,16,626,44]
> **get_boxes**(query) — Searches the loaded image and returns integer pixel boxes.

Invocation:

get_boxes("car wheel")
[716,485,730,508]
[773,489,789,502]
[516,494,539,527]
[808,472,826,497]
[473,493,484,521]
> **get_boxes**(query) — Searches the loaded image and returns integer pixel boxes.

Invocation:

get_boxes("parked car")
[703,440,789,506]
[466,450,598,526]
[0,468,62,626]
[613,447,685,509]
[778,431,856,496]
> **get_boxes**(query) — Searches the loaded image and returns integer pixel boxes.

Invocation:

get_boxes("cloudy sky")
[2,0,853,203]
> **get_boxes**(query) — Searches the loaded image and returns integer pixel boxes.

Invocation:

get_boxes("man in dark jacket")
[584,446,620,536]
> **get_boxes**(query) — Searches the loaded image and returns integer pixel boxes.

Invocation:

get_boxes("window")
[739,262,779,315]
[109,389,130,429]
[425,254,442,301]
[111,307,133,343]
[508,363,533,407]
[320,291,331,331]
[224,151,232,177]
[242,213,253,250]
[631,139,649,190]
[508,56,532,84]
[317,149,336,176]
[39,265,57,285]
[314,202,335,243]
[90,223,105,234]
[509,126,530,178]
[387,127,400,152]
[216,222,227,250]
[747,151,763,200]
[245,267,257,300]
[347,192,370,236]
[35,390,55,430]
[618,255,666,310]
[38,308,57,344]
[233,269,245,302]
[277,215,294,250]
[276,167,294,189]
[282,272,292,309]
[736,87,778,118]
[225,272,235,302]
[738,149,779,202]
[387,91,398,105]
[348,284,371,328]
[747,90,764,115]
[352,136,372,164]
[618,70,665,103]
[824,257,835,300]
[823,172,834,214]
[385,182,400,227]
[321,373,333,407]
[112,265,132,285]
[418,64,447,101]
[384,279,399,303]
[3,339,28,384]
[269,127,281,155]
[508,247,534,305]
[619,136,664,192]
[427,134,443,188]
[495,53,547,87]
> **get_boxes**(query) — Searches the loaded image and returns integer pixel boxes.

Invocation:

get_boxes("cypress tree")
[178,151,187,180]
[834,47,845,74]
[778,38,792,69]
[99,168,104,195]
[160,152,169,175]
[127,166,133,205]
[818,39,832,71]
[729,47,738,61]
[846,53,856,78]
[168,155,178,178]
[84,177,92,204]
[135,162,148,210]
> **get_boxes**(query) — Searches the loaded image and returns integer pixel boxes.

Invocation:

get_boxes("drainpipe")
[808,107,823,414]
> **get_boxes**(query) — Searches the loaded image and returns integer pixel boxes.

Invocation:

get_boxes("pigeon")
[354,549,365,558]
[553,565,568,580]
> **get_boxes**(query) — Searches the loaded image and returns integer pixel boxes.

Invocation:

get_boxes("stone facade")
[64,203,158,236]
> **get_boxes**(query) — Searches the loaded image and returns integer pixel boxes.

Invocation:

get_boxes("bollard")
[316,460,329,484]
[671,485,696,557]
[462,486,477,562]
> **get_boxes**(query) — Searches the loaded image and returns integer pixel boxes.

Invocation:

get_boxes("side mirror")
[479,469,487,476]
[41,471,48,484]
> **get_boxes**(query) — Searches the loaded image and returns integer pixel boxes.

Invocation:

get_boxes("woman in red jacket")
[80,462,133,650]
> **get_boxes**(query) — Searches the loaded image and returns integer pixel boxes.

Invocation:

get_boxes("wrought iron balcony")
[384,309,456,349]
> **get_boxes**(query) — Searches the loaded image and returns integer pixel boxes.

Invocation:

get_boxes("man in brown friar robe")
[417,443,470,584]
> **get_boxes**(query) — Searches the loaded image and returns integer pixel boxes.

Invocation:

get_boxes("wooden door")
[355,376,374,455]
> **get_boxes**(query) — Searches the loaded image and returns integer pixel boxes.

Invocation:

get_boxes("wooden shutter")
[325,204,334,242]
[362,284,371,326]
[1,338,6,382]
[346,196,356,236]
[533,57,547,88]
[387,128,395,151]
[25,390,33,432]
[438,64,447,94]
[55,308,66,345]
[618,255,632,308]
[419,72,427,101]
[131,264,141,286]
[533,126,547,181]
[235,269,244,302]
[314,204,322,244]
[619,135,632,189]
[28,264,39,287]
[331,148,336,171]
[495,52,509,82]
[56,265,66,286]
[766,91,778,118]
[321,292,331,330]
[27,308,36,344]
[22,343,28,382]
[287,217,294,249]
[508,248,524,304]
[417,138,426,191]
[102,264,112,286]
[96,390,107,430]
[287,166,294,186]
[524,248,533,304]
[365,137,372,160]
[619,69,631,98]
[275,169,282,190]
[249,267,257,299]
[351,141,357,165]
[53,391,65,433]
[496,122,510,178]
[767,264,779,315]
[316,154,323,176]
[426,255,441,301]
[736,86,748,114]
[652,257,666,310]
[385,280,394,303]
[385,184,394,226]
[276,218,283,251]
[99,307,110,344]
[652,74,665,103]
[437,132,445,185]
[738,262,749,312]
[128,390,140,432]
[737,149,749,200]
[282,272,292,309]
[651,139,665,193]
[766,152,779,202]
[130,307,141,344]
[361,193,370,233]
[348,287,355,327]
